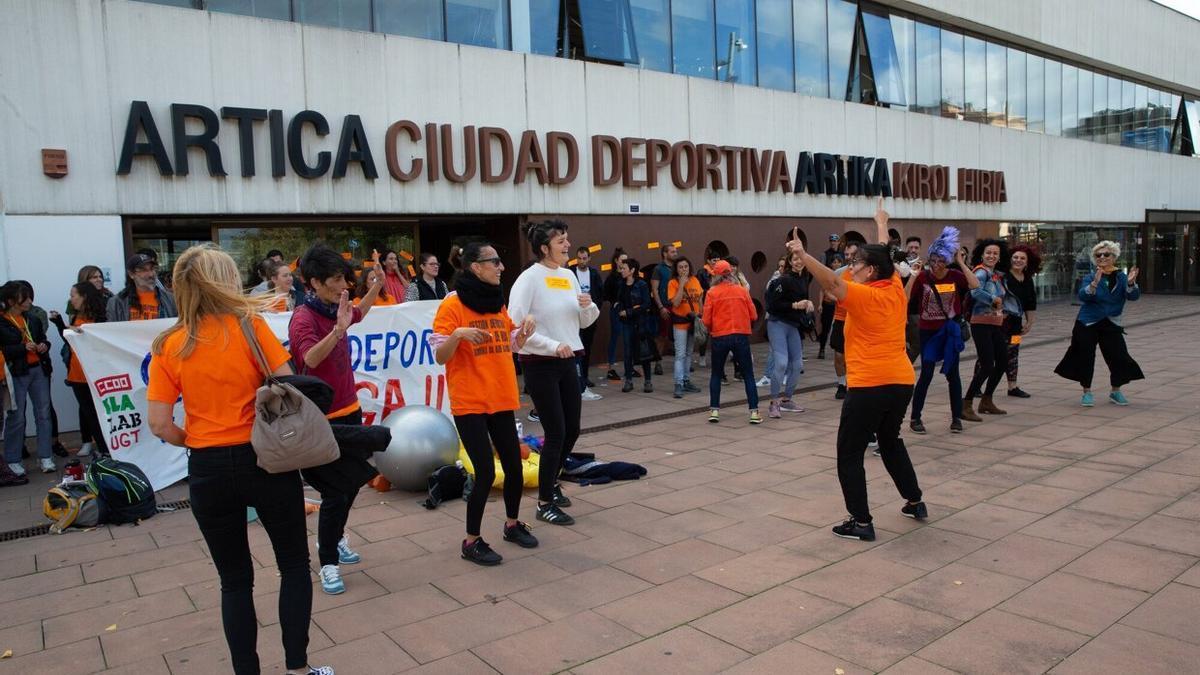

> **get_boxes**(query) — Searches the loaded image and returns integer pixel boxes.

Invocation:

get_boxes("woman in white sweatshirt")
[508,220,600,526]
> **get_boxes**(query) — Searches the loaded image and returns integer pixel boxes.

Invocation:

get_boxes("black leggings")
[69,381,107,452]
[966,323,1008,399]
[303,409,361,567]
[455,411,524,536]
[522,358,582,503]
[189,444,312,674]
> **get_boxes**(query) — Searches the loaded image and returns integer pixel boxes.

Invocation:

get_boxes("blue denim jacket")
[968,267,1006,318]
[1077,271,1139,325]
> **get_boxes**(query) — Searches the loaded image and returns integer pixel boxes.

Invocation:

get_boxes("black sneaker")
[622,380,634,393]
[835,384,847,400]
[462,538,502,566]
[552,483,572,508]
[950,419,963,434]
[643,381,653,393]
[654,363,663,376]
[831,517,875,541]
[607,369,621,382]
[527,410,540,423]
[901,502,928,520]
[536,503,575,526]
[818,348,826,360]
[52,442,69,458]
[503,521,539,548]
[909,419,927,434]
[1007,387,1032,398]
[682,381,701,393]
[585,379,596,388]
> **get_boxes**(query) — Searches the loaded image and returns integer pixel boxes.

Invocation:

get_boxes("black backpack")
[421,464,467,510]
[86,457,157,524]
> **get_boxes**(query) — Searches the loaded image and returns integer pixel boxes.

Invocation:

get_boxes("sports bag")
[421,463,467,510]
[86,456,157,524]
[241,318,340,474]
[44,482,101,533]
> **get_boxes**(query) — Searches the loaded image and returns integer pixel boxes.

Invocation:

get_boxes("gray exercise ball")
[376,405,461,491]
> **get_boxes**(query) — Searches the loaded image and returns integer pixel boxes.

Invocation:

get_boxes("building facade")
[3,0,1200,425]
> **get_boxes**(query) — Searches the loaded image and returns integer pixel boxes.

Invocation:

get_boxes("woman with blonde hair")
[1055,241,1143,406]
[147,244,332,675]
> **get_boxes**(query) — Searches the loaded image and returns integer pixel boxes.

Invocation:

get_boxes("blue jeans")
[673,325,694,385]
[606,306,623,366]
[4,367,52,462]
[709,334,757,410]
[911,329,964,422]
[767,320,803,399]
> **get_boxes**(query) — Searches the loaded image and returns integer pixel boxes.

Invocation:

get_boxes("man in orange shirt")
[786,200,926,542]
[107,254,177,322]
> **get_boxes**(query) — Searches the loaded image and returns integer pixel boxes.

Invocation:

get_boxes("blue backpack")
[86,457,157,524]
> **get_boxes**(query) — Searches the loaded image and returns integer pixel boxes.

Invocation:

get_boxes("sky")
[1154,0,1200,20]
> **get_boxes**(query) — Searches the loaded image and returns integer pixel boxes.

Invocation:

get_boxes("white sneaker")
[755,376,771,388]
[77,442,94,457]
[39,458,56,473]
[581,388,603,401]
[7,462,26,477]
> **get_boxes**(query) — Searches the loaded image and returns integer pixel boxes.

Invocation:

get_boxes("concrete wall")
[1,0,1199,225]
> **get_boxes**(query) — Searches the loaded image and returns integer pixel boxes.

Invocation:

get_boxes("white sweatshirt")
[508,262,600,356]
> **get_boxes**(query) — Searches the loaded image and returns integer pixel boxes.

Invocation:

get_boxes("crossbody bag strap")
[239,316,273,381]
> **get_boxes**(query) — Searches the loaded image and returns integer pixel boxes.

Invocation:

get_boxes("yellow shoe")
[749,410,763,425]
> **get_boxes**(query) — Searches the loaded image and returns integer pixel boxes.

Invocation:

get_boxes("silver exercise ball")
[377,405,460,491]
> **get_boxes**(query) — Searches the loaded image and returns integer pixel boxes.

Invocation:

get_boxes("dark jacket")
[765,272,812,328]
[107,286,178,322]
[602,269,623,305]
[572,265,604,304]
[614,279,654,334]
[283,375,389,496]
[0,311,52,377]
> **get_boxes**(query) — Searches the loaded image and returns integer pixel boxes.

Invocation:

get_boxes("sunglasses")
[474,257,502,266]
[1094,252,1113,259]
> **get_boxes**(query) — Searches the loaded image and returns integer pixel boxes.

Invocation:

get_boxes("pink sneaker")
[768,401,782,419]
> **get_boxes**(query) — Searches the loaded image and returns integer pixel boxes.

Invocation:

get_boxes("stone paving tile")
[870,525,991,571]
[99,607,226,667]
[724,640,872,675]
[1019,507,1139,548]
[691,586,849,654]
[0,575,136,630]
[987,483,1089,514]
[0,636,104,675]
[82,541,209,584]
[1116,513,1200,556]
[167,623,333,675]
[594,575,744,637]
[916,609,1089,675]
[1069,486,1178,520]
[887,562,1031,621]
[305,633,417,675]
[34,533,159,572]
[610,537,740,584]
[797,597,960,671]
[692,545,826,595]
[387,598,545,664]
[697,514,814,553]
[508,565,652,621]
[1119,582,1200,643]
[402,650,498,675]
[0,621,43,660]
[1050,624,1200,674]
[574,625,751,674]
[42,587,196,648]
[0,565,83,605]
[1002,571,1151,636]
[471,610,639,674]
[131,557,220,596]
[788,553,925,607]
[959,533,1089,581]
[1062,540,1198,593]
[932,503,1048,541]
[1161,491,1200,520]
[312,583,462,643]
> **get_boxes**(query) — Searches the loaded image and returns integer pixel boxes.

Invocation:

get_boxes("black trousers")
[303,409,361,567]
[455,411,524,536]
[188,444,312,674]
[523,358,582,503]
[837,385,921,523]
[817,303,836,349]
[1055,319,1145,389]
[69,381,108,452]
[577,324,598,391]
[965,323,1008,399]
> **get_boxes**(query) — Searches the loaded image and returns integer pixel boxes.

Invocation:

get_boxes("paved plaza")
[1,296,1199,674]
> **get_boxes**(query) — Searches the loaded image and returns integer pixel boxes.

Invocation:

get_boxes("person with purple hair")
[905,228,980,434]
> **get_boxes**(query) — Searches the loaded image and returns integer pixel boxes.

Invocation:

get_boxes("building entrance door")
[1144,223,1197,293]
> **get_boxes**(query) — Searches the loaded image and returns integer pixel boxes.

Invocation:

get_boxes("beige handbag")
[240,318,340,473]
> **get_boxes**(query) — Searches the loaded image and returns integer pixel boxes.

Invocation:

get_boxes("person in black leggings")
[508,220,600,526]
[963,239,1011,419]
[433,242,538,565]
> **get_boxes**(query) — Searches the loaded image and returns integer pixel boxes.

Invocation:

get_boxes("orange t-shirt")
[841,273,916,389]
[832,267,854,321]
[667,277,703,319]
[6,315,40,365]
[433,294,520,416]
[66,317,94,383]
[129,291,159,321]
[147,314,291,449]
[353,293,398,307]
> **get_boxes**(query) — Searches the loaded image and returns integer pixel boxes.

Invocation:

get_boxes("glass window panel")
[985,41,1005,126]
[890,15,916,111]
[716,0,756,83]
[1006,48,1026,130]
[1134,83,1149,131]
[794,0,828,97]
[208,0,291,20]
[1186,100,1200,156]
[628,0,670,71]
[1078,68,1093,141]
[376,0,444,40]
[137,0,195,7]
[963,36,986,123]
[756,0,793,91]
[671,0,715,78]
[861,7,905,106]
[914,21,940,115]
[297,0,371,30]
[1045,59,1061,135]
[1062,64,1078,137]
[446,0,510,49]
[827,0,857,99]
[510,0,557,55]
[939,29,963,118]
[576,0,639,63]
[1107,76,1122,144]
[1120,80,1135,135]
[1026,54,1044,133]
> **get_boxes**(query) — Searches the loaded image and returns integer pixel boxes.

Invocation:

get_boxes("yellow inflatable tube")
[457,445,540,488]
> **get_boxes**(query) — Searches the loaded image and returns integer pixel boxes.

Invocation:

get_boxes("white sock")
[837,375,846,385]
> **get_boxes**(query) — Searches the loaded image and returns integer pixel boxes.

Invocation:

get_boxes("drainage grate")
[0,523,51,542]
[156,499,192,512]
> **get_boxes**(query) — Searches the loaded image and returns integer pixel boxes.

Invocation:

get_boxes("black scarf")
[454,270,503,314]
[302,294,340,320]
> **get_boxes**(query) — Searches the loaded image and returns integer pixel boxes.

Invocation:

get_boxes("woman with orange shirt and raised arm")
[786,200,927,543]
[146,245,332,675]
[432,242,539,565]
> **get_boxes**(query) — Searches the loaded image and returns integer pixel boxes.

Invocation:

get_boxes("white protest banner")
[64,303,447,490]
